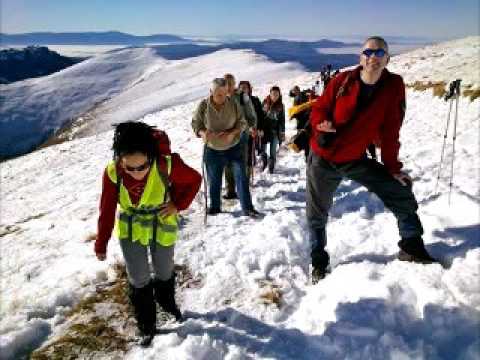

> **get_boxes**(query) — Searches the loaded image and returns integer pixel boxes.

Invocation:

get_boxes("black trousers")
[306,152,423,252]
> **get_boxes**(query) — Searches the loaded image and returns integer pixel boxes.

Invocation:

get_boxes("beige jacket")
[191,96,247,150]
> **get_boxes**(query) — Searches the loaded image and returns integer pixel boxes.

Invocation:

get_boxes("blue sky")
[2,0,478,39]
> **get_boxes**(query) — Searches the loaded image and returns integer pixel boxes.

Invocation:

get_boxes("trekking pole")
[434,79,461,202]
[434,97,454,194]
[250,135,255,186]
[201,144,208,226]
[448,80,461,204]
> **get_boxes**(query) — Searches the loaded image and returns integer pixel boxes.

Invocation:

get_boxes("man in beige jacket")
[192,78,262,218]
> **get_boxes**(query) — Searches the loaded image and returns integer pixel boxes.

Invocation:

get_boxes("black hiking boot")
[128,282,157,347]
[223,192,238,200]
[153,275,183,322]
[243,208,264,219]
[309,228,329,284]
[207,207,221,215]
[311,250,330,284]
[268,158,275,174]
[398,237,437,264]
[139,331,155,347]
[312,266,328,284]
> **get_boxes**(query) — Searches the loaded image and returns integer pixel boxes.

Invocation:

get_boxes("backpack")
[288,73,352,153]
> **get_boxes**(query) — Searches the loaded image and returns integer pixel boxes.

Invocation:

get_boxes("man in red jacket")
[307,36,436,282]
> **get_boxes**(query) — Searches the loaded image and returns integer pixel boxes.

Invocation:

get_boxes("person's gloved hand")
[316,121,336,133]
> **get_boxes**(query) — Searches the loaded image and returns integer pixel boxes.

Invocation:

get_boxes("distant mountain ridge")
[0,31,189,45]
[135,38,361,71]
[0,46,81,84]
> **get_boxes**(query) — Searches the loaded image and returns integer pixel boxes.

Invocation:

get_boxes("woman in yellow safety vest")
[95,121,201,346]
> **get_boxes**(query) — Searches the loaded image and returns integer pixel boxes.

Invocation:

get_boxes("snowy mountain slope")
[0,47,307,159]
[388,36,480,88]
[1,37,479,359]
[78,49,306,137]
[0,47,166,158]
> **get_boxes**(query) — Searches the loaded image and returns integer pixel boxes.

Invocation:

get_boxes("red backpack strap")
[153,129,172,154]
[335,72,353,99]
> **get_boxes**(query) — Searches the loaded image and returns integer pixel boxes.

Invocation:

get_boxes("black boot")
[310,228,330,283]
[312,250,330,282]
[153,275,183,322]
[128,282,157,347]
[398,237,437,264]
[268,158,275,174]
[207,207,221,215]
[243,208,264,219]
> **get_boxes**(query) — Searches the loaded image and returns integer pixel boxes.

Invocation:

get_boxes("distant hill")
[141,39,361,71]
[224,39,360,70]
[0,31,189,45]
[0,46,82,84]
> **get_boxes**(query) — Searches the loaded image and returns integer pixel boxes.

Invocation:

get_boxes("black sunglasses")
[124,160,151,172]
[362,48,387,58]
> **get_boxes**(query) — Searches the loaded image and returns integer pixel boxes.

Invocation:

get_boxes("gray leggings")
[119,239,175,288]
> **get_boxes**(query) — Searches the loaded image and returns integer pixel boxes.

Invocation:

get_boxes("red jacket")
[95,148,201,254]
[309,66,406,174]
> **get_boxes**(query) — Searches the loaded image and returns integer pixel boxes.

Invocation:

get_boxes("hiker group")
[191,73,287,218]
[94,36,438,346]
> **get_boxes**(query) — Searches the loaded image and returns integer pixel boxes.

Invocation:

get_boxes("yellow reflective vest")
[106,157,178,247]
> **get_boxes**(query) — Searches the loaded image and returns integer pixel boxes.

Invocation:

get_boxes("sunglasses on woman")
[124,160,151,172]
[362,48,387,58]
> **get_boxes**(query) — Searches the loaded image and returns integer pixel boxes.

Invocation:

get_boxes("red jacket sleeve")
[380,75,405,174]
[169,153,202,211]
[95,169,119,254]
[310,73,344,138]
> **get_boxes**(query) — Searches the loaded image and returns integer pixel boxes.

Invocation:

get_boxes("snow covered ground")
[1,37,479,359]
[388,36,480,88]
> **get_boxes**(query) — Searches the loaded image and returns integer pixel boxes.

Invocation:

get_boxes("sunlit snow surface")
[1,37,479,359]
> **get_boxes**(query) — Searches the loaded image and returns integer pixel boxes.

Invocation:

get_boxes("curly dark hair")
[112,121,158,160]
